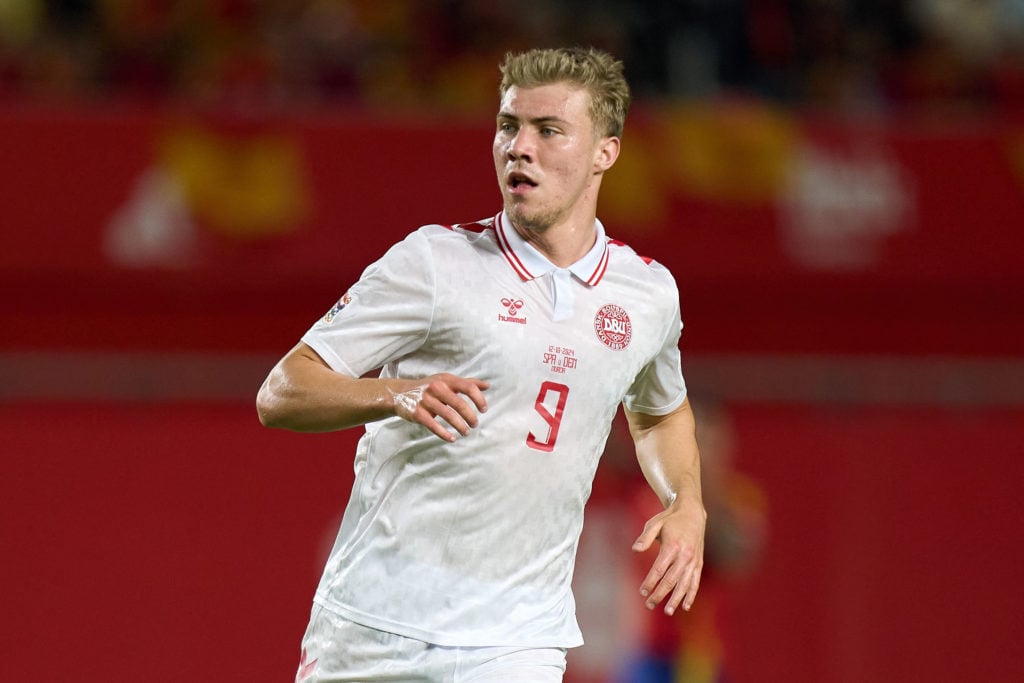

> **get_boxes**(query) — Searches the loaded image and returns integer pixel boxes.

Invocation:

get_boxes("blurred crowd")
[1,0,1023,113]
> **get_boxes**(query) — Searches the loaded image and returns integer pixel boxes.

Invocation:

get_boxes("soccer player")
[257,46,706,682]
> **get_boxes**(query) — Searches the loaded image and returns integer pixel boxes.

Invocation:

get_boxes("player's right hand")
[389,374,490,442]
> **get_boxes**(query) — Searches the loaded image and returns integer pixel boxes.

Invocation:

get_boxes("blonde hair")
[498,47,631,139]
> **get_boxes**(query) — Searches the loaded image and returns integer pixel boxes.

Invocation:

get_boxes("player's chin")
[504,203,552,233]
[502,201,525,224]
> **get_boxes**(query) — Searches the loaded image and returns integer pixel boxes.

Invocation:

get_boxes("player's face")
[493,82,618,235]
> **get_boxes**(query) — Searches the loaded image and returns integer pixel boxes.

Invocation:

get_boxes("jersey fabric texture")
[301,211,688,648]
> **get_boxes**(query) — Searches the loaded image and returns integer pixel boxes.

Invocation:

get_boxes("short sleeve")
[302,229,435,377]
[622,299,687,416]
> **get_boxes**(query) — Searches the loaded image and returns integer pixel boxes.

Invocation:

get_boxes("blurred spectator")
[0,1,1020,113]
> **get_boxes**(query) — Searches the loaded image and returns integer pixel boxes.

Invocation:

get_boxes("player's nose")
[507,130,535,162]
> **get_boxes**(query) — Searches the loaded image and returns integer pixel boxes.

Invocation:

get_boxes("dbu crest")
[594,303,632,350]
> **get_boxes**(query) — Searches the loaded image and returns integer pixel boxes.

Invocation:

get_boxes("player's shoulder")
[384,217,496,261]
[394,217,496,259]
[606,235,676,283]
[605,236,682,323]
[416,216,496,242]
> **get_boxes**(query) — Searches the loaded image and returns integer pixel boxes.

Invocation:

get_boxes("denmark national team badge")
[594,303,632,350]
[323,291,352,324]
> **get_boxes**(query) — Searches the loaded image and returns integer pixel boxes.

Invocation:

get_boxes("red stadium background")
[3,100,1023,682]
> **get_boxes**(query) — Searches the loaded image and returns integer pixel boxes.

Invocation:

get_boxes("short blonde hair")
[498,47,631,139]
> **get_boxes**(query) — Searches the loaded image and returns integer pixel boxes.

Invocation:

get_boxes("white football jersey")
[301,211,687,647]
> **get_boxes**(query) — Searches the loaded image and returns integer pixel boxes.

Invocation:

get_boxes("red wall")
[1,403,357,682]
[722,404,1024,682]
[4,402,1022,682]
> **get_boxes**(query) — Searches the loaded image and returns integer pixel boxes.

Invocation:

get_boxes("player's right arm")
[256,342,489,441]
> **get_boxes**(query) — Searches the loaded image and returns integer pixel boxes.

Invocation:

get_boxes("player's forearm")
[257,349,400,433]
[627,398,704,510]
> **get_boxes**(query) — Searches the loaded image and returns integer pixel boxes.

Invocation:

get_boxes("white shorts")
[296,604,567,683]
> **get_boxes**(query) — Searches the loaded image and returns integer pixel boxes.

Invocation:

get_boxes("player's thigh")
[296,604,441,682]
[458,645,567,683]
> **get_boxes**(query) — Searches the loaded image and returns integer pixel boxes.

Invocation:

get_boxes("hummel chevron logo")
[499,297,527,325]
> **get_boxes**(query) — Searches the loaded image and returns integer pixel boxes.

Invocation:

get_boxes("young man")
[257,47,706,682]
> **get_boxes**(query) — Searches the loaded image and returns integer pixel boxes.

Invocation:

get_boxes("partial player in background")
[615,399,767,683]
[257,46,706,683]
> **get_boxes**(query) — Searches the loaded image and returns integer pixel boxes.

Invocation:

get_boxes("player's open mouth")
[508,173,538,191]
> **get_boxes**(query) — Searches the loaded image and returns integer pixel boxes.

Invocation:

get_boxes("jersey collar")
[495,211,610,286]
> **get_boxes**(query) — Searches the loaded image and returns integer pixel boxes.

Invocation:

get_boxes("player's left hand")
[632,495,706,615]
[389,373,490,443]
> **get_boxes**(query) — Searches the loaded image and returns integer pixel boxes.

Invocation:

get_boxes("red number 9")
[526,381,569,452]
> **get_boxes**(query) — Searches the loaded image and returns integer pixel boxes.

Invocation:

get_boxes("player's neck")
[510,211,598,269]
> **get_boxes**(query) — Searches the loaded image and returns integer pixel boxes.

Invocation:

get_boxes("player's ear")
[594,136,620,174]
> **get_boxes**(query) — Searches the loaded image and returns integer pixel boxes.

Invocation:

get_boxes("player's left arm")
[626,396,707,615]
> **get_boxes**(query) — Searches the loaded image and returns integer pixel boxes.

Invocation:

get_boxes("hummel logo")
[499,297,527,325]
